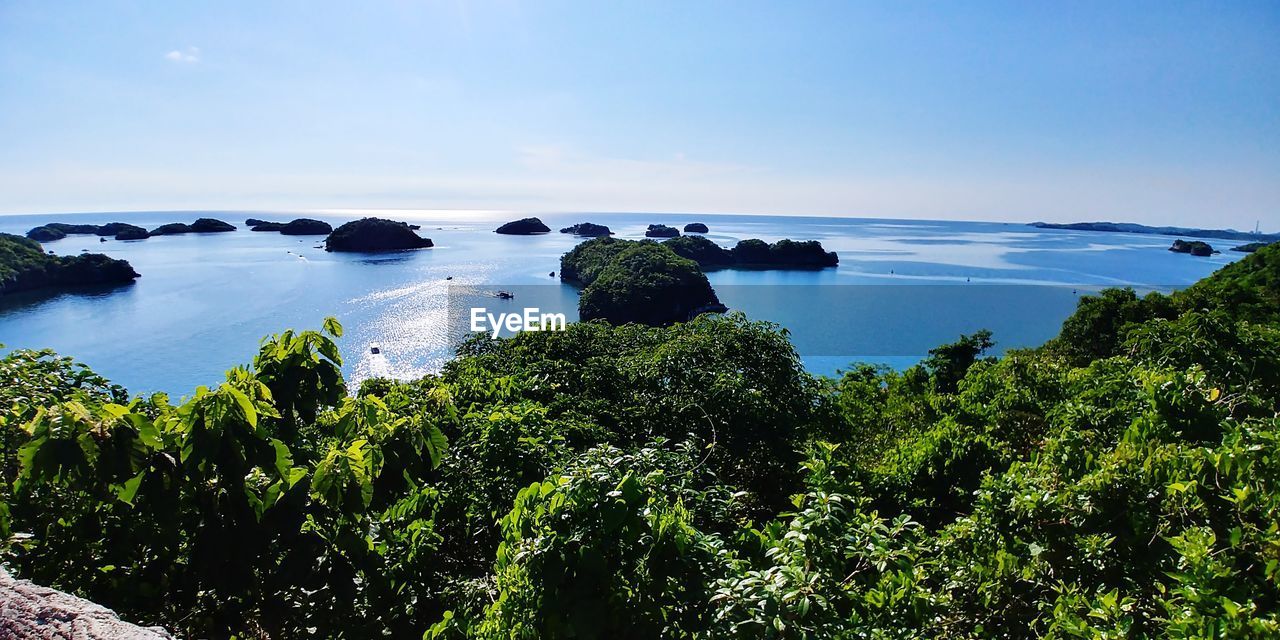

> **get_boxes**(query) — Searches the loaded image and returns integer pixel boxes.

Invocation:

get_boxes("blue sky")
[1,1,1277,228]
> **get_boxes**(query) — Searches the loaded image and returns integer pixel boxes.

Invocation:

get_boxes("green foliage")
[921,329,995,393]
[0,232,139,294]
[3,243,1280,638]
[577,242,723,326]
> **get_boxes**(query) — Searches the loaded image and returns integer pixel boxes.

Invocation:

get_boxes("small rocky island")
[683,222,709,233]
[495,217,551,235]
[1169,239,1216,256]
[559,222,613,237]
[562,239,725,326]
[644,224,680,238]
[662,236,839,270]
[248,218,333,235]
[0,233,140,295]
[325,217,433,252]
[27,218,236,241]
[147,218,237,236]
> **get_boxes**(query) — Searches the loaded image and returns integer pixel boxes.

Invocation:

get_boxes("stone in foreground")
[0,566,173,639]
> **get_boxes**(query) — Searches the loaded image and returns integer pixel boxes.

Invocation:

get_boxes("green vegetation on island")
[558,222,613,237]
[325,217,434,252]
[1,244,1279,638]
[27,218,237,241]
[495,217,551,235]
[645,223,680,238]
[1170,239,1216,256]
[0,233,140,295]
[1233,241,1273,253]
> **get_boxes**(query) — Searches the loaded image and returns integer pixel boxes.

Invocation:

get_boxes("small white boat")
[369,343,381,355]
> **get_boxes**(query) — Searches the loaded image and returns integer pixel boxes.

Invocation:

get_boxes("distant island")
[325,217,433,252]
[644,224,680,238]
[663,235,839,270]
[559,238,724,325]
[1169,239,1216,256]
[247,218,333,235]
[683,222,709,233]
[27,218,237,241]
[559,222,613,237]
[1232,242,1274,253]
[1030,221,1279,243]
[495,217,551,235]
[559,235,837,325]
[0,233,139,295]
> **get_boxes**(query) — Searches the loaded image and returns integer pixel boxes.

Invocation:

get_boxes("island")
[26,218,236,240]
[495,217,551,235]
[251,222,286,231]
[559,222,613,237]
[644,224,680,238]
[683,222,709,233]
[148,218,237,236]
[662,235,735,268]
[280,218,333,235]
[26,226,66,242]
[325,217,433,252]
[245,218,272,226]
[113,226,150,240]
[1031,221,1279,243]
[190,218,237,232]
[665,236,838,269]
[1232,242,1273,253]
[572,242,725,325]
[1169,239,1215,256]
[0,233,139,295]
[148,223,196,236]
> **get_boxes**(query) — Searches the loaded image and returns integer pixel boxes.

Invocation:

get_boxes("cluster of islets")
[3,215,838,327]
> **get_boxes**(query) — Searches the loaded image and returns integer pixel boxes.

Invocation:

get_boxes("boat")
[495,290,514,299]
[370,343,381,355]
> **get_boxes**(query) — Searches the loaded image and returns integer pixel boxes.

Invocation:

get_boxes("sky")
[0,1,1277,228]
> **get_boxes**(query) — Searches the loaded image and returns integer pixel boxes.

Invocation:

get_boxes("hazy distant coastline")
[1030,221,1278,243]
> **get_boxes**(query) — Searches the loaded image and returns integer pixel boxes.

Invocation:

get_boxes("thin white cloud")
[164,46,200,63]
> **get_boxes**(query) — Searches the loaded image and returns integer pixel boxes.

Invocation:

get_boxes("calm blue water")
[0,210,1239,395]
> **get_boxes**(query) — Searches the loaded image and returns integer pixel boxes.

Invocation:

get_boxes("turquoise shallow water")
[0,211,1240,395]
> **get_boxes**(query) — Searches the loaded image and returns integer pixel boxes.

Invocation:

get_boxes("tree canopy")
[1,243,1278,638]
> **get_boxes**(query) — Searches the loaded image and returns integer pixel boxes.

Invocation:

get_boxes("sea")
[0,210,1242,396]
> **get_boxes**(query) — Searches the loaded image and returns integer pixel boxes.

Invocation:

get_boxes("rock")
[559,222,613,237]
[409,224,421,230]
[495,217,551,235]
[112,225,150,241]
[252,222,286,232]
[280,218,333,235]
[148,223,194,236]
[190,218,236,232]
[25,226,66,242]
[245,218,274,226]
[683,222,709,233]
[325,217,434,252]
[0,234,140,295]
[0,566,173,639]
[644,224,680,238]
[1169,239,1215,256]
